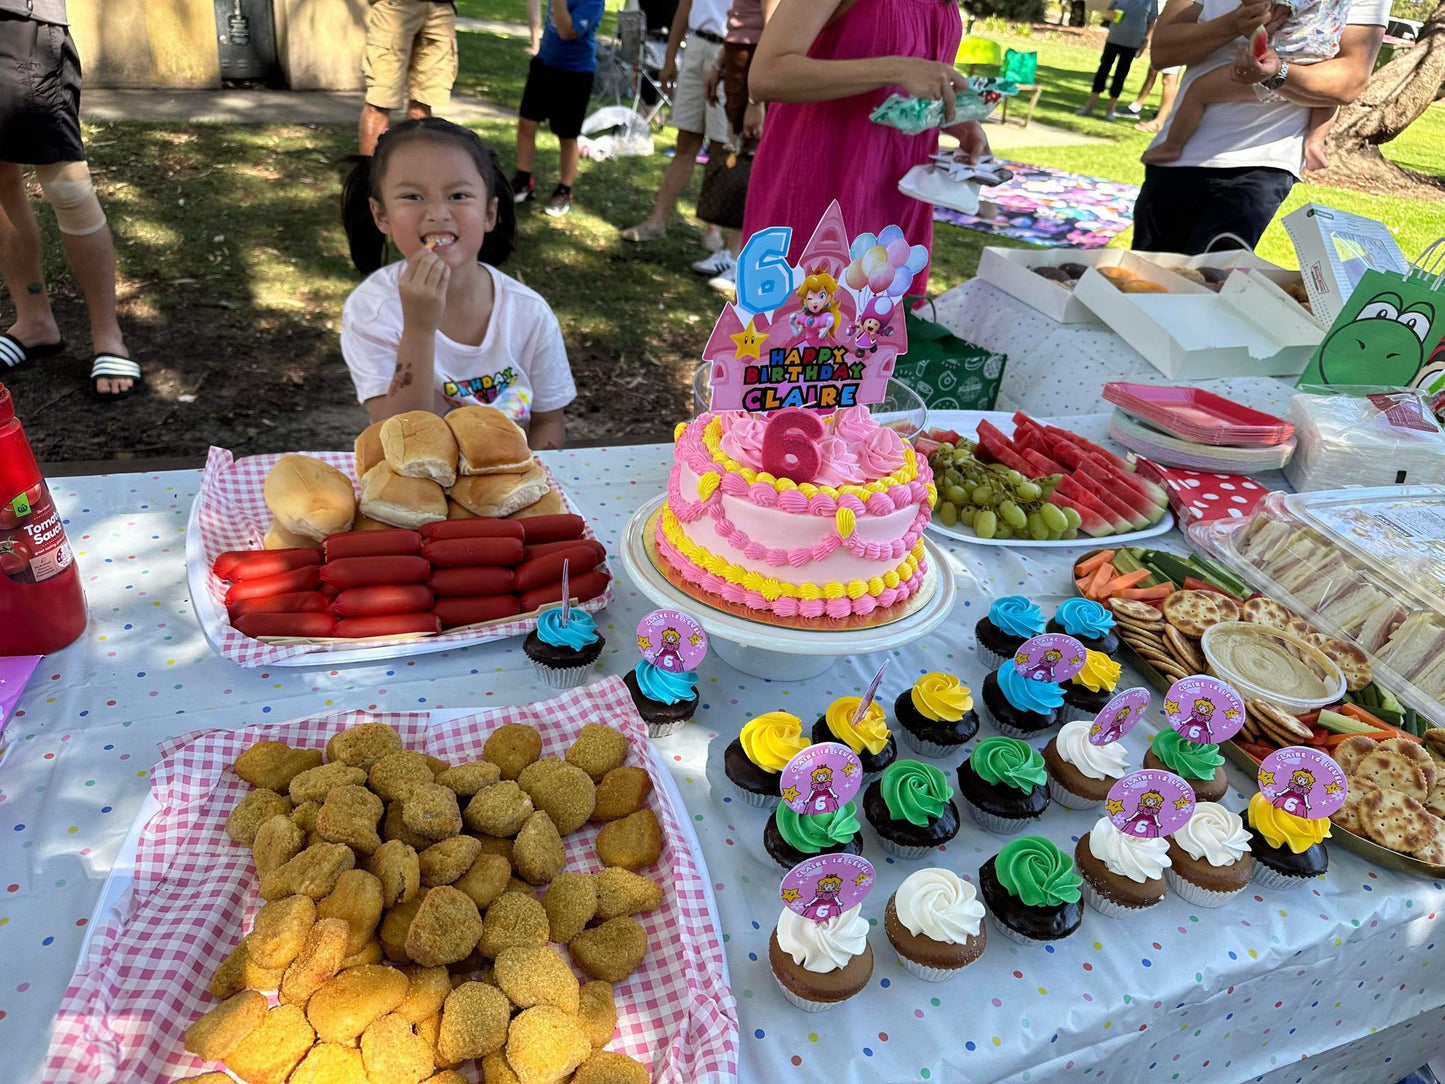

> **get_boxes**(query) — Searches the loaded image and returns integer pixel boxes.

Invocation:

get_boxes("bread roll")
[264,518,322,550]
[508,488,566,519]
[381,410,459,487]
[355,421,385,480]
[447,463,549,518]
[352,513,394,532]
[263,455,356,541]
[445,405,533,475]
[360,462,448,528]
[446,500,476,520]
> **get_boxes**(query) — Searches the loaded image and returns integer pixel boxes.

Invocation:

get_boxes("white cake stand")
[619,496,960,680]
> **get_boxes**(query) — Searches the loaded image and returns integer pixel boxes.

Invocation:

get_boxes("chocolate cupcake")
[1060,650,1121,724]
[1042,719,1131,810]
[1074,818,1171,919]
[894,673,979,759]
[1047,598,1120,657]
[956,736,1050,834]
[769,905,873,1012]
[1245,793,1329,889]
[980,660,1062,739]
[884,868,987,982]
[974,596,1046,669]
[624,660,699,739]
[1165,801,1254,907]
[723,711,811,809]
[1144,730,1228,803]
[979,836,1083,946]
[862,760,960,860]
[811,696,897,782]
[764,801,863,872]
[523,609,605,690]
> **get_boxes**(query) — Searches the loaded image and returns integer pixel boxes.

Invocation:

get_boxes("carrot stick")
[1076,577,1094,594]
[1322,730,1396,747]
[1102,568,1152,593]
[1088,562,1116,597]
[1118,583,1173,601]
[1337,703,1419,740]
[1076,549,1116,577]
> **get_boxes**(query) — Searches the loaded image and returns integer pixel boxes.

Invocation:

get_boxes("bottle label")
[2,483,74,584]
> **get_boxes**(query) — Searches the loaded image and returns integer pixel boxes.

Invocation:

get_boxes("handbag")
[696,144,752,230]
[893,297,1008,411]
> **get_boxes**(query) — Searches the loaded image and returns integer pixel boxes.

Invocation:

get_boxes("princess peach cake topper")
[1106,769,1195,839]
[780,853,876,922]
[1163,676,1246,745]
[1088,687,1151,746]
[1014,634,1087,684]
[635,608,707,673]
[779,742,864,816]
[1258,746,1348,820]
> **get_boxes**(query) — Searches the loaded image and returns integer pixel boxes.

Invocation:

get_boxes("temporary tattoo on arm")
[26,283,43,295]
[388,364,414,395]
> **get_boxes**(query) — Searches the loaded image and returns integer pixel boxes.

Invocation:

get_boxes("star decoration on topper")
[853,871,872,887]
[689,633,705,647]
[1325,781,1343,796]
[781,787,800,804]
[1069,654,1084,667]
[1223,706,1240,720]
[1014,652,1028,667]
[636,635,651,652]
[780,888,801,903]
[1106,798,1125,817]
[1090,722,1104,737]
[730,318,769,360]
[1258,770,1276,788]
[841,762,858,777]
[1174,795,1193,810]
[1164,699,1180,716]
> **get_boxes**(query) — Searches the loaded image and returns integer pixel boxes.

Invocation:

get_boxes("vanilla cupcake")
[1165,801,1254,907]
[884,868,987,982]
[811,695,898,782]
[1074,817,1172,919]
[1060,650,1121,724]
[894,673,979,758]
[723,711,811,809]
[1042,719,1131,810]
[769,905,874,1012]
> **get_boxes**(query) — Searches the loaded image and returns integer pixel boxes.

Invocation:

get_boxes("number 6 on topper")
[736,227,794,315]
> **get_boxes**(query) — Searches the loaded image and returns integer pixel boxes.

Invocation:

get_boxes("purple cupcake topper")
[780,853,876,922]
[636,609,708,672]
[779,742,864,816]
[1163,676,1245,744]
[1106,769,1195,839]
[1088,687,1151,746]
[1013,634,1087,684]
[1258,747,1348,821]
[852,660,890,724]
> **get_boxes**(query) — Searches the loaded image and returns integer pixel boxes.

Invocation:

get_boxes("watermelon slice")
[926,427,964,445]
[1091,456,1169,513]
[1055,475,1131,533]
[975,419,1019,455]
[974,421,1034,474]
[1043,425,1129,472]
[1251,25,1269,60]
[1071,470,1150,530]
[1020,447,1065,477]
[1048,491,1114,538]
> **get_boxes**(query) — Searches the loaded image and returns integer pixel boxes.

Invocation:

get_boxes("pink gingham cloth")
[192,446,615,668]
[45,677,739,1083]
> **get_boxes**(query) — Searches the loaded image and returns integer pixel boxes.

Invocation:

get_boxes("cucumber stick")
[1318,708,1381,735]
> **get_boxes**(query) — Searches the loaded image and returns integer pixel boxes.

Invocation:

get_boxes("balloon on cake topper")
[1106,769,1195,839]
[780,853,876,922]
[636,609,707,673]
[1163,676,1245,745]
[853,660,891,724]
[779,742,864,816]
[1257,747,1348,821]
[1013,634,1087,684]
[1088,687,1151,746]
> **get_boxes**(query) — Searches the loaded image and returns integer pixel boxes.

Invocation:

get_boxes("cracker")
[1331,779,1377,835]
[1319,638,1372,691]
[1248,699,1312,743]
[1412,815,1445,866]
[1426,781,1445,821]
[1109,599,1165,625]
[1423,729,1445,761]
[1240,597,1294,632]
[1160,590,1239,639]
[1377,738,1437,791]
[1359,787,1434,854]
[1353,749,1429,801]
[1164,626,1204,674]
[1331,735,1378,776]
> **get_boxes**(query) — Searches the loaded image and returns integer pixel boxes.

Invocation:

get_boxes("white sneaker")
[708,266,736,296]
[1123,102,1143,115]
[691,249,737,276]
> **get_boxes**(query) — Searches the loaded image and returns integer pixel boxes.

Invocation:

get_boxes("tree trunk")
[1330,0,1445,155]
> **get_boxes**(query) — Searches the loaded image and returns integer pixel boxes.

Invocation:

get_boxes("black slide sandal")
[90,354,143,401]
[0,333,66,371]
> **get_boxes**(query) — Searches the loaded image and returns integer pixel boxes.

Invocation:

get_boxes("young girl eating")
[340,118,575,448]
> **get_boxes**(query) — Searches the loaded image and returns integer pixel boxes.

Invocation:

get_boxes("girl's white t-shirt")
[341,262,577,427]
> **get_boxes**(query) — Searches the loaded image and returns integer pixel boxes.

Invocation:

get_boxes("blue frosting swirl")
[997,660,1064,715]
[1054,598,1116,640]
[536,608,599,651]
[989,595,1045,639]
[635,660,698,705]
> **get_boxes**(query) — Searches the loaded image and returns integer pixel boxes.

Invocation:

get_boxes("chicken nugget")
[326,722,405,768]
[252,813,305,876]
[280,916,350,1005]
[290,1042,366,1084]
[210,939,285,998]
[595,809,662,872]
[540,872,596,944]
[424,754,451,776]
[420,835,484,887]
[384,800,435,850]
[591,766,653,824]
[464,781,534,838]
[506,1006,590,1084]
[247,894,317,969]
[454,852,512,911]
[424,1072,470,1084]
[224,1003,315,1084]
[406,885,484,967]
[226,788,293,846]
[362,1012,435,1084]
[478,891,549,958]
[437,981,512,1062]
[368,839,422,908]
[483,723,543,780]
[577,981,617,1048]
[380,895,424,963]
[513,811,566,886]
[569,917,647,982]
[175,1074,236,1084]
[519,758,595,834]
[402,782,463,841]
[396,964,452,1024]
[369,750,436,802]
[474,834,515,863]
[594,867,664,919]
[480,1053,522,1084]
[291,799,321,835]
[305,964,409,1044]
[315,783,384,856]
[494,945,579,1013]
[183,989,268,1059]
[260,842,356,901]
[565,724,631,782]
[505,877,535,897]
[436,760,502,797]
[235,741,323,791]
[317,868,386,956]
[415,1010,443,1064]
[289,761,368,803]
[339,938,385,970]
[573,1050,651,1084]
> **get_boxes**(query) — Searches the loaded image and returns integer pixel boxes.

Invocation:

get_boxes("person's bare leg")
[360,103,392,155]
[1140,67,1253,163]
[1076,91,1102,116]
[1128,67,1158,111]
[526,0,542,55]
[624,129,704,235]
[558,137,580,186]
[1303,105,1338,172]
[516,117,540,174]
[405,99,432,120]
[59,225,129,394]
[0,163,60,348]
[1136,71,1179,132]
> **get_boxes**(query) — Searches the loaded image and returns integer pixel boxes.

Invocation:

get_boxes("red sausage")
[519,571,610,614]
[324,529,423,562]
[421,537,524,569]
[213,547,321,582]
[320,555,431,589]
[522,539,607,563]
[421,519,526,542]
[233,611,338,639]
[518,514,585,544]
[428,566,515,598]
[224,565,322,605]
[227,591,330,620]
[319,583,339,599]
[333,613,441,638]
[212,550,250,580]
[330,584,435,617]
[433,595,523,629]
[514,544,603,592]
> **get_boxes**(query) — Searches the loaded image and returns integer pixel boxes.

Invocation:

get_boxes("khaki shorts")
[364,0,458,111]
[670,33,729,144]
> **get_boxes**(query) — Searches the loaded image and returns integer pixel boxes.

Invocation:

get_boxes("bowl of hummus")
[1201,622,1346,713]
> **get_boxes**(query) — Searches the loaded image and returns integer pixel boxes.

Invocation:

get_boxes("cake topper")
[853,660,890,724]
[1163,676,1245,745]
[1013,634,1087,684]
[636,609,707,673]
[1257,747,1348,820]
[780,853,876,922]
[1088,687,1151,746]
[559,558,571,627]
[1106,769,1195,838]
[779,742,864,816]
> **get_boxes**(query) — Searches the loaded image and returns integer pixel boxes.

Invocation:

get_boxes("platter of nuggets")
[186,405,615,667]
[46,677,738,1083]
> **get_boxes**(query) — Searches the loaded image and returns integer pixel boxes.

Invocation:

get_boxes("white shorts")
[670,33,729,144]
[1159,64,1184,75]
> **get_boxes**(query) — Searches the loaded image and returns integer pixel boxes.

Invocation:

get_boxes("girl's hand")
[943,120,990,164]
[743,100,766,141]
[892,58,967,122]
[399,248,450,332]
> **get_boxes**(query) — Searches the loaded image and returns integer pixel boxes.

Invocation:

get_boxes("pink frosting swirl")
[831,405,877,445]
[857,425,906,479]
[718,412,767,470]
[814,435,864,488]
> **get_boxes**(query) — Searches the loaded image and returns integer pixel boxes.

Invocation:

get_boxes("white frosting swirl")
[1088,818,1171,883]
[894,869,984,944]
[1055,719,1131,781]
[1173,801,1251,866]
[776,905,869,974]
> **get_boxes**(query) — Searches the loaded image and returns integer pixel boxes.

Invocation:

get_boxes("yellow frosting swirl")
[739,711,810,773]
[1070,650,1121,694]
[825,697,890,755]
[910,673,973,722]
[1247,792,1331,853]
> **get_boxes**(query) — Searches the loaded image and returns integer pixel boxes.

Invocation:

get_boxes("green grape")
[1062,528,1078,540]
[1039,504,1067,533]
[972,485,994,506]
[1016,481,1042,500]
[939,501,959,527]
[1027,511,1049,541]
[952,448,971,465]
[946,485,968,506]
[995,524,1014,540]
[1060,506,1082,530]
[960,505,978,526]
[944,470,962,489]
[974,510,997,539]
[938,441,954,453]
[1000,500,1027,529]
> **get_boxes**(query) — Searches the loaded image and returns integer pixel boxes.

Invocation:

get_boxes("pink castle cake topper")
[1258,747,1348,820]
[780,853,876,922]
[1164,676,1245,745]
[1014,634,1087,684]
[1088,687,1151,746]
[703,201,929,414]
[779,742,864,816]
[1106,769,1195,839]
[636,609,707,673]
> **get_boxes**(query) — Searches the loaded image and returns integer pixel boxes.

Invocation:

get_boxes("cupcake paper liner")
[873,835,938,861]
[1250,861,1314,891]
[733,784,781,810]
[1058,704,1104,725]
[898,954,968,982]
[1047,776,1105,811]
[1080,877,1159,920]
[530,661,595,691]
[646,719,688,739]
[987,912,1054,948]
[898,730,968,760]
[976,645,1008,670]
[1165,868,1246,908]
[985,714,1055,741]
[773,973,848,1012]
[963,797,1041,836]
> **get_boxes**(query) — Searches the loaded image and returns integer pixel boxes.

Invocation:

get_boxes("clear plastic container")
[1200,621,1345,713]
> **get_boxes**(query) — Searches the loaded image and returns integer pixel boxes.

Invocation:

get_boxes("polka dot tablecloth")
[2,421,1443,1083]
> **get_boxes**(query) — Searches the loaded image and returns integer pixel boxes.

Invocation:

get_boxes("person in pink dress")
[744,0,990,295]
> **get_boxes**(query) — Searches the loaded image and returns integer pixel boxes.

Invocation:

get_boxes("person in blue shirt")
[1076,0,1158,120]
[512,0,606,217]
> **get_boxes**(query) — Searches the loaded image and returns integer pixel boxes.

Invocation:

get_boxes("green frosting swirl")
[881,759,954,826]
[970,737,1047,792]
[1151,730,1224,781]
[997,836,1082,907]
[775,801,860,853]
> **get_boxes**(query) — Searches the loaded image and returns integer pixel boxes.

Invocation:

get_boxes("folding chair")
[582,8,670,158]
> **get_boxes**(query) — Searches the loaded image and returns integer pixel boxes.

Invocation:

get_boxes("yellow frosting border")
[700,416,918,500]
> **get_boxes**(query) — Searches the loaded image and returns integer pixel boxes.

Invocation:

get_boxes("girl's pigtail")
[340,153,388,275]
[479,146,517,268]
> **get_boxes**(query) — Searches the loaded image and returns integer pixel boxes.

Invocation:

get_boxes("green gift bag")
[1001,48,1038,85]
[894,297,1008,410]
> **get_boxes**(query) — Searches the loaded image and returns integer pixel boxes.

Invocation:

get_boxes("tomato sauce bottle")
[0,383,87,654]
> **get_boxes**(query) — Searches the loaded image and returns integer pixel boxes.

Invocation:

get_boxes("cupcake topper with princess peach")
[636,609,707,673]
[1257,747,1347,821]
[1089,687,1151,746]
[1014,634,1087,684]
[780,743,864,816]
[1163,676,1245,745]
[780,852,876,922]
[1106,769,1195,839]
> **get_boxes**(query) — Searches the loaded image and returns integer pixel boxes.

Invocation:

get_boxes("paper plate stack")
[1103,382,1295,474]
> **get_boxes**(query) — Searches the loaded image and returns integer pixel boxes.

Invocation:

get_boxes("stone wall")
[68,0,221,88]
[272,0,369,91]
